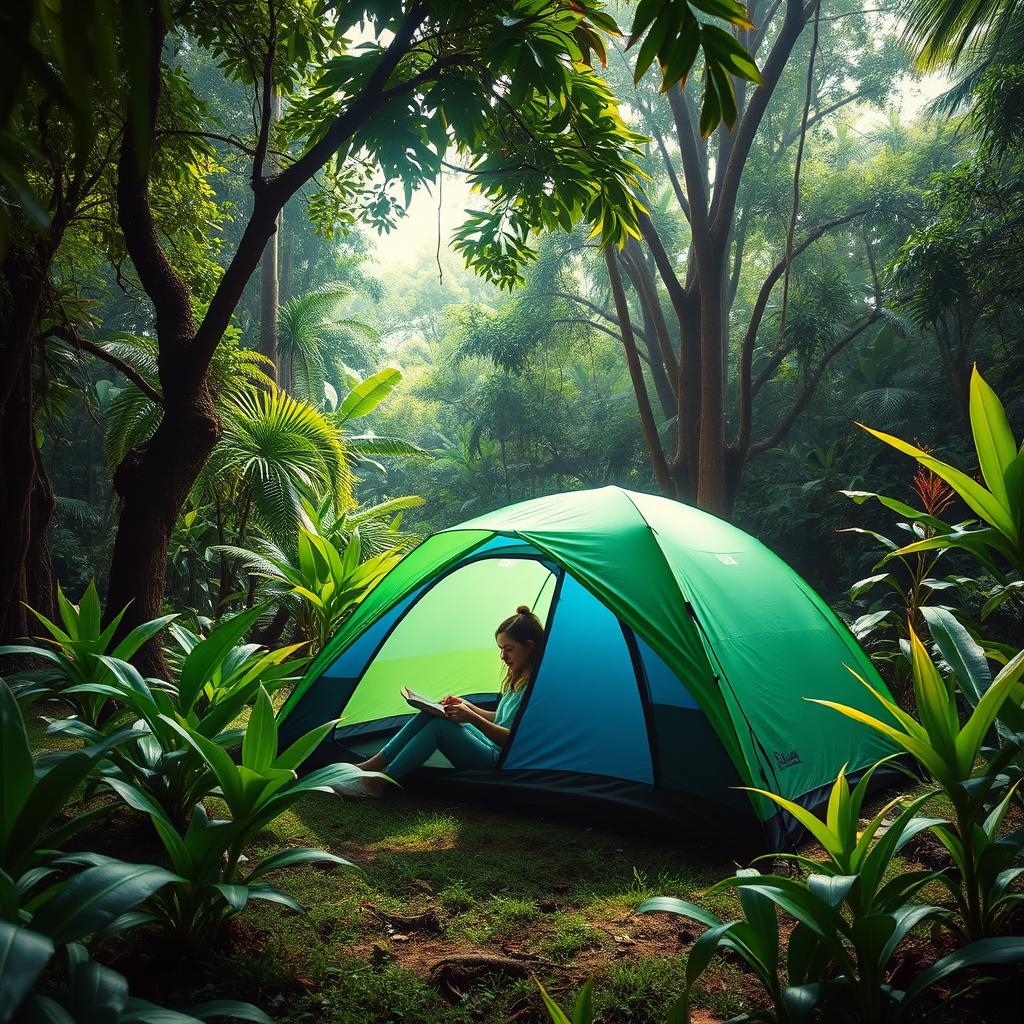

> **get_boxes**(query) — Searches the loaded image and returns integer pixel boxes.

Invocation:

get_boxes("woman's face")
[496,632,534,677]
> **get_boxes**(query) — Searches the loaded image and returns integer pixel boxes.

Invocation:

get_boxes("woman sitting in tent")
[341,606,545,797]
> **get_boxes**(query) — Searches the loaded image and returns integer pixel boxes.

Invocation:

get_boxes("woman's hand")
[443,698,474,723]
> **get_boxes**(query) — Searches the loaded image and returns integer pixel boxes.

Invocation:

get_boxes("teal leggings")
[379,711,500,779]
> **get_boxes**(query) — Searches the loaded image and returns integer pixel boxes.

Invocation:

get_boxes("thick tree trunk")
[106,379,221,672]
[103,2,426,662]
[0,345,55,641]
[0,244,57,641]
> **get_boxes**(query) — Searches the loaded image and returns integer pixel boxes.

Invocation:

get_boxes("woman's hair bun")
[516,604,532,615]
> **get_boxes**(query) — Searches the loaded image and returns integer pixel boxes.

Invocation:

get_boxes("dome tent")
[277,487,900,850]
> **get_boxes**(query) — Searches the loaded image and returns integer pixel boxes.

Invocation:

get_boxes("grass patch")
[542,913,604,962]
[68,784,765,1023]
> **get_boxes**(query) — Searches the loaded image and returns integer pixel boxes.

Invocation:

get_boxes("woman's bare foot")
[356,752,388,772]
[331,766,388,799]
[358,772,387,798]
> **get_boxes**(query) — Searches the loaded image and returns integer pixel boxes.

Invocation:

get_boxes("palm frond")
[346,434,433,460]
[219,388,352,542]
[55,496,102,526]
[345,495,426,523]
[899,0,1020,70]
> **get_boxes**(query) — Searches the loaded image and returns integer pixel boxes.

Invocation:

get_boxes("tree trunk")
[696,268,728,515]
[103,1,427,660]
[0,243,58,641]
[0,344,55,641]
[605,246,674,494]
[259,89,282,386]
[106,379,221,672]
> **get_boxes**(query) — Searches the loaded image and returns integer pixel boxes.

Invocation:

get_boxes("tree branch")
[749,309,881,457]
[192,5,430,369]
[251,0,278,188]
[635,97,690,221]
[752,0,784,54]
[777,88,867,151]
[605,246,674,494]
[621,240,679,386]
[711,0,809,245]
[776,0,820,347]
[668,87,710,244]
[49,325,165,404]
[733,208,868,455]
[545,291,650,344]
[637,212,690,320]
[116,5,197,374]
[157,128,259,156]
[550,318,651,362]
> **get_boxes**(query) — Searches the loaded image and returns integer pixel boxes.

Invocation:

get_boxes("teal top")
[466,687,526,753]
[494,686,526,729]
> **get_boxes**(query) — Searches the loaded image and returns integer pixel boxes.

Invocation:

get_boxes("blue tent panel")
[502,574,653,784]
[636,636,700,709]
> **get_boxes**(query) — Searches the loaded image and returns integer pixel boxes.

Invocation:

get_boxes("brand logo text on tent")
[773,750,802,769]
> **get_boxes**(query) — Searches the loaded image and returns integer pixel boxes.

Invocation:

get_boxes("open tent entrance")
[333,540,559,757]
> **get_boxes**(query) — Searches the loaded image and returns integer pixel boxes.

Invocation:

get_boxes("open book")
[401,686,446,717]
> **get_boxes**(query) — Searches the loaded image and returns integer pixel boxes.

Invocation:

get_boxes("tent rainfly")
[277,487,901,850]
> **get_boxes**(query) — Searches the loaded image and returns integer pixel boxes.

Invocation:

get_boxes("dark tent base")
[302,733,915,857]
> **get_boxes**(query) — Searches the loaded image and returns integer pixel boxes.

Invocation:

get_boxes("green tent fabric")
[278,487,900,848]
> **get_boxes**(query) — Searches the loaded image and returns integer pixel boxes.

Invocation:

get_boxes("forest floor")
[31,714,1024,1024]
[86,788,763,1023]
[68,785,1021,1024]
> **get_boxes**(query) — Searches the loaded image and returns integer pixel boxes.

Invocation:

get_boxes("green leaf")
[337,368,401,423]
[632,8,670,84]
[740,786,843,861]
[212,882,249,911]
[273,717,339,771]
[179,605,266,714]
[807,873,857,908]
[0,680,33,837]
[690,0,756,31]
[185,1000,273,1023]
[5,751,100,873]
[920,606,992,707]
[955,646,1024,773]
[0,921,54,1021]
[110,614,177,663]
[969,366,1017,508]
[908,630,959,767]
[571,977,594,1024]
[685,920,735,987]
[535,979,572,1024]
[850,573,893,600]
[699,66,721,137]
[30,862,181,944]
[160,717,244,813]
[243,847,352,883]
[901,937,1024,1008]
[77,581,102,640]
[241,687,277,773]
[636,896,722,929]
[68,958,130,1019]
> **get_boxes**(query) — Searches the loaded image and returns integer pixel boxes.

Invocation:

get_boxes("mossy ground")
[80,785,764,1024]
